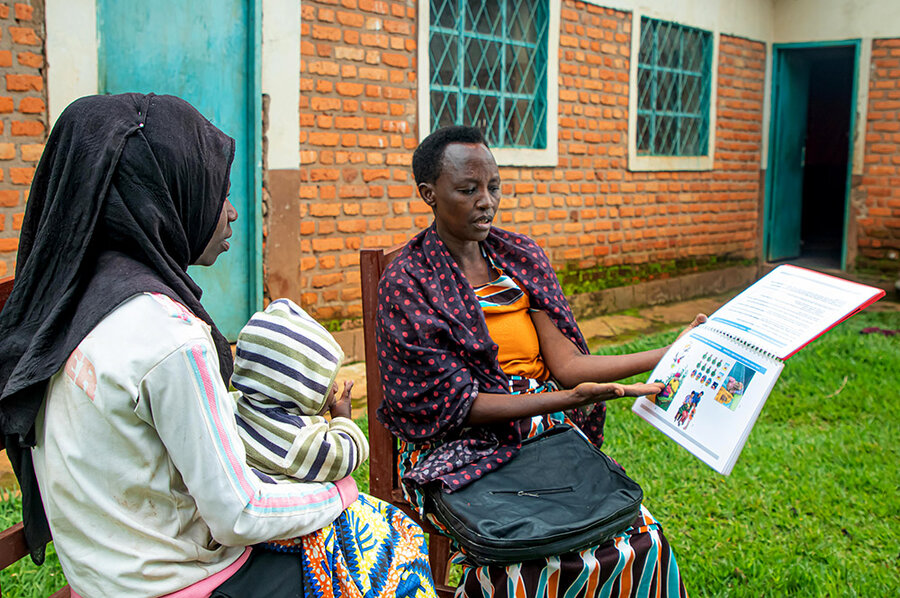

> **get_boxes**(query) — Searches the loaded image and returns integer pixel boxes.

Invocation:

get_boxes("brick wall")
[503,6,763,268]
[299,0,420,322]
[858,38,900,267]
[297,0,766,323]
[0,0,45,278]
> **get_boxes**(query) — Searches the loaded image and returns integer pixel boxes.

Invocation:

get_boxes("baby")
[231,298,368,484]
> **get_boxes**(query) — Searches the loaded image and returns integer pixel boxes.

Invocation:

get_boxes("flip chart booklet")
[632,264,885,475]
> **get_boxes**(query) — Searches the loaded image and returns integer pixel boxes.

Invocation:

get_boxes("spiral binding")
[704,322,781,362]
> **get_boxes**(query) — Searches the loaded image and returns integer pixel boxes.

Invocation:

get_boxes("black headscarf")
[0,93,235,562]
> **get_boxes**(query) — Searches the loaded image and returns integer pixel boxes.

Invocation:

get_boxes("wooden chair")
[360,249,457,598]
[0,276,70,597]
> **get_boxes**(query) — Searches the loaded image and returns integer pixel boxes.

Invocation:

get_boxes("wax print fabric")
[268,493,436,598]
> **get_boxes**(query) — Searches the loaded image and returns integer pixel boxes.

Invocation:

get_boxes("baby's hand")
[329,380,353,419]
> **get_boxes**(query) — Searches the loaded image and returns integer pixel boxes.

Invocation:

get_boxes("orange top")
[474,272,550,381]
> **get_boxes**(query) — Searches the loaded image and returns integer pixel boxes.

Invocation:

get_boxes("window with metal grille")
[637,17,712,156]
[429,0,549,149]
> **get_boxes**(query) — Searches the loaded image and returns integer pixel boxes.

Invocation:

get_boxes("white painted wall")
[583,0,775,45]
[262,0,300,170]
[45,0,98,127]
[773,0,900,43]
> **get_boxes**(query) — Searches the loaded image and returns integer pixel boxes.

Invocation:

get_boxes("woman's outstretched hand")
[570,381,664,406]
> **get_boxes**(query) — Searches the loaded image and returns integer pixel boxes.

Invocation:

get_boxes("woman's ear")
[419,182,436,208]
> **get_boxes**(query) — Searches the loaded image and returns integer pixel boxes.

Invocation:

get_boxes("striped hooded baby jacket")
[232,298,369,482]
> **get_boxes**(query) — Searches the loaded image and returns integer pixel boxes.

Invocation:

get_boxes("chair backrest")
[360,248,403,503]
[359,248,455,596]
[0,276,70,598]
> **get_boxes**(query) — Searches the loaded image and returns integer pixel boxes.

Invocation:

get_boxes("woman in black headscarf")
[0,94,435,598]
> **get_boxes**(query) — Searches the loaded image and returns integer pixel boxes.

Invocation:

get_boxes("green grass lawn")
[2,308,898,596]
[595,307,900,596]
[0,491,67,598]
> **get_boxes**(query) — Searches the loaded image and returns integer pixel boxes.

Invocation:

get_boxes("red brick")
[336,11,364,27]
[9,26,39,45]
[334,115,365,129]
[14,3,33,20]
[12,212,23,230]
[337,219,367,233]
[0,5,8,19]
[0,143,13,160]
[18,96,43,114]
[358,0,389,13]
[0,238,19,253]
[311,273,343,288]
[311,25,341,41]
[336,82,364,97]
[360,33,388,48]
[307,132,340,146]
[6,73,41,91]
[339,184,368,198]
[14,51,38,69]
[9,166,33,185]
[382,52,408,68]
[311,237,344,252]
[383,20,411,36]
[0,190,18,206]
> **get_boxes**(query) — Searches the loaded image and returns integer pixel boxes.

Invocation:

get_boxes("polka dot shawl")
[375,224,609,490]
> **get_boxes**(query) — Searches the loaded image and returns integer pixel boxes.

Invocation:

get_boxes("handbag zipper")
[490,486,574,498]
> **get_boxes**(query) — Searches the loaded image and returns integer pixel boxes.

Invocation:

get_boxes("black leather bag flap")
[425,424,643,565]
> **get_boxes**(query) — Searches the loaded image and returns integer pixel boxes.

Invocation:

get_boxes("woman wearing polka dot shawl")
[376,126,704,597]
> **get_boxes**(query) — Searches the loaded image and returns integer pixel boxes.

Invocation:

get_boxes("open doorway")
[766,43,858,270]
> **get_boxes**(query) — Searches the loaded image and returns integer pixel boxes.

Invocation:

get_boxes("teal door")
[97,0,261,340]
[767,49,810,261]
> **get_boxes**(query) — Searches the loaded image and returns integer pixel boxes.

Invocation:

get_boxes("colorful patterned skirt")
[399,378,688,598]
[266,493,436,598]
[452,505,687,598]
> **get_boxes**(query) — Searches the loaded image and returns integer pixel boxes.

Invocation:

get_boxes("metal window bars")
[637,17,712,156]
[429,0,549,149]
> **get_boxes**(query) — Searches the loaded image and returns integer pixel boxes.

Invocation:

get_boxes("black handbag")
[424,423,643,566]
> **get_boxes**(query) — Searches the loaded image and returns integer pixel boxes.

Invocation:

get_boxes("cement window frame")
[417,0,561,167]
[627,11,719,172]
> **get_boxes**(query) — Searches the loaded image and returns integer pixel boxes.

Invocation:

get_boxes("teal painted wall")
[97,0,262,340]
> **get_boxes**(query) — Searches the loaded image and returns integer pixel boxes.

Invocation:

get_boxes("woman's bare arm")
[464,311,705,426]
[465,381,664,425]
[532,310,707,388]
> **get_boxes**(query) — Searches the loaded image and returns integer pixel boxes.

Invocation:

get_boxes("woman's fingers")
[676,313,708,340]
[622,382,665,397]
[572,381,664,405]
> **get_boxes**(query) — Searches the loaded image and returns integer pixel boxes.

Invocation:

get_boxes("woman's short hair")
[412,125,488,185]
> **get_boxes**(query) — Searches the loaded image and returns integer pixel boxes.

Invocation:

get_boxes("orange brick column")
[0,1,46,278]
[300,0,419,323]
[858,38,900,269]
